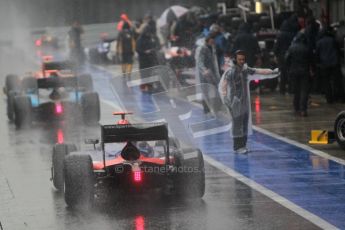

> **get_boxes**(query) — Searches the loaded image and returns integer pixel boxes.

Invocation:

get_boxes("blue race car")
[4,58,100,128]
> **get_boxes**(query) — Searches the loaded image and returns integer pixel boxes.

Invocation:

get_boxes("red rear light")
[135,215,145,230]
[57,128,64,144]
[35,39,42,47]
[55,102,63,115]
[254,79,260,84]
[133,171,142,182]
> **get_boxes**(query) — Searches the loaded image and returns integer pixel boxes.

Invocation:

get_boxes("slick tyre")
[21,77,37,93]
[13,95,32,129]
[7,91,16,121]
[64,154,94,208]
[5,74,20,94]
[335,111,345,150]
[52,144,77,191]
[81,92,100,125]
[78,74,93,91]
[175,149,205,198]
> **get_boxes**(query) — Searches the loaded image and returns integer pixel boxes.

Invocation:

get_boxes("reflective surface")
[0,45,323,229]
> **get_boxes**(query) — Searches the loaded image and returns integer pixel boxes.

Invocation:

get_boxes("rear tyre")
[7,91,17,121]
[64,154,94,208]
[5,74,20,94]
[14,95,32,129]
[78,74,93,91]
[52,144,77,191]
[175,149,205,198]
[335,111,345,150]
[81,92,100,125]
[21,77,37,93]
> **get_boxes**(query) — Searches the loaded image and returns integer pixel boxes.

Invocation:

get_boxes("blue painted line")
[88,65,345,229]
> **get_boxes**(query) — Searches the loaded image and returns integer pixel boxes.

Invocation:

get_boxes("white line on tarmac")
[101,98,339,229]
[253,125,345,166]
[203,154,339,230]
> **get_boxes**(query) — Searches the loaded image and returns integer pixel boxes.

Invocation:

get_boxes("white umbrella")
[157,5,189,28]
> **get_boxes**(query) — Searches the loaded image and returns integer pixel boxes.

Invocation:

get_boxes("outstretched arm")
[247,67,279,81]
[255,68,276,75]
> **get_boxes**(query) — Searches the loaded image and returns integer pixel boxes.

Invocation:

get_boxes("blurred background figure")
[136,20,160,91]
[316,26,344,104]
[231,22,260,68]
[135,13,154,36]
[285,33,312,117]
[117,13,132,31]
[209,23,229,75]
[116,22,135,77]
[195,32,220,114]
[68,20,85,65]
[336,20,345,62]
[274,19,297,95]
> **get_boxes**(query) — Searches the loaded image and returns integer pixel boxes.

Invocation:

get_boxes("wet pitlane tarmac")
[251,93,345,159]
[0,46,324,230]
[0,104,321,229]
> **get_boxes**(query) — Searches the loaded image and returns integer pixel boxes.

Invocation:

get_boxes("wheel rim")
[337,118,345,141]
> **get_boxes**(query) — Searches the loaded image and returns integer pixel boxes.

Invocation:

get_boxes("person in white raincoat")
[219,50,279,154]
[195,32,220,114]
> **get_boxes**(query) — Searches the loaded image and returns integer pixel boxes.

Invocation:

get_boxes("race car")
[31,29,59,57]
[4,57,100,128]
[87,33,117,64]
[51,112,205,208]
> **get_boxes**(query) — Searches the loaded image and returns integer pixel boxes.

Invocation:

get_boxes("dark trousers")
[231,112,249,151]
[320,66,344,103]
[291,73,309,112]
[278,62,289,94]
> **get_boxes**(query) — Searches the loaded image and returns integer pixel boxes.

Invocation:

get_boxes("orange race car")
[51,112,205,208]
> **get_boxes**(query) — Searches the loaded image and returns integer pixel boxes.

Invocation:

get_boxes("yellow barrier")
[309,130,330,145]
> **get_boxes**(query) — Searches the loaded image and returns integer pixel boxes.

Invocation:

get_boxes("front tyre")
[81,92,100,125]
[335,111,345,150]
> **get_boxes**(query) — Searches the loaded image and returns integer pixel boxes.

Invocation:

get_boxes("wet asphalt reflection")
[0,47,320,230]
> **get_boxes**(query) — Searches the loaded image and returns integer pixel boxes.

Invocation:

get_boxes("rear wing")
[43,61,74,71]
[101,122,168,143]
[31,29,47,35]
[37,76,77,89]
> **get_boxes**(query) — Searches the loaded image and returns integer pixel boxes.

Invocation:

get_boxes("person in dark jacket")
[231,23,260,67]
[336,20,345,56]
[316,27,344,103]
[274,19,297,94]
[136,21,160,91]
[68,21,85,65]
[116,22,136,77]
[285,33,312,117]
